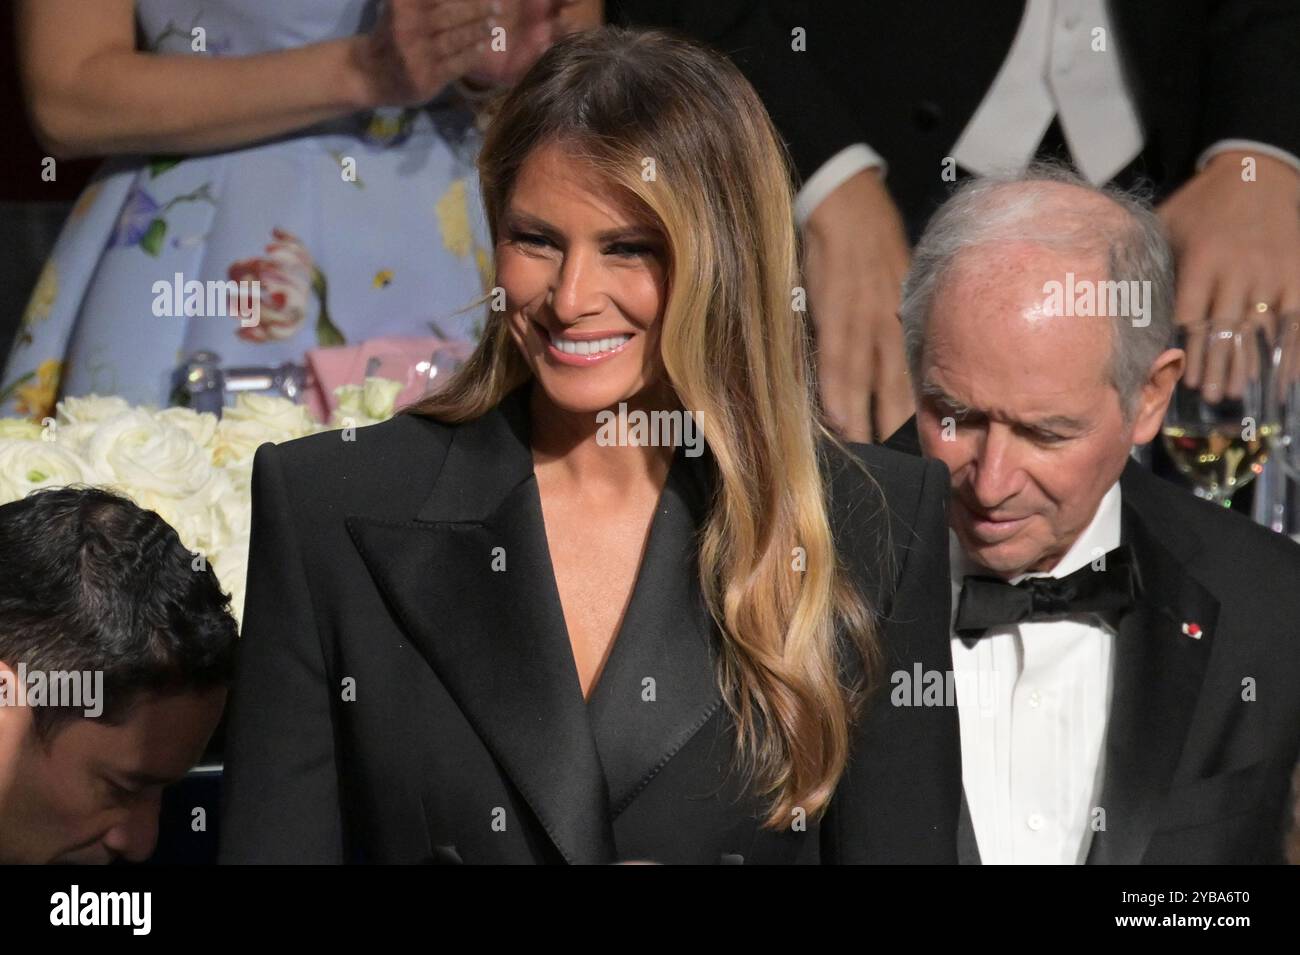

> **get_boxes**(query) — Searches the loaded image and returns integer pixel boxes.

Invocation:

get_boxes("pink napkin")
[304,336,474,421]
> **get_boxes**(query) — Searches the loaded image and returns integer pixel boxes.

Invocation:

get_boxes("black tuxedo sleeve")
[822,456,961,863]
[1199,0,1300,157]
[218,442,345,864]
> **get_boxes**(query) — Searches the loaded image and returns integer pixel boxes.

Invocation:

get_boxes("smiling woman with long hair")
[219,27,959,864]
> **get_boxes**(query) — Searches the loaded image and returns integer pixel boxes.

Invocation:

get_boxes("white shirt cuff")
[794,143,887,227]
[1196,139,1300,176]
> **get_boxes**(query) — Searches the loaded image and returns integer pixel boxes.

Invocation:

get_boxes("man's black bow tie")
[955,544,1141,645]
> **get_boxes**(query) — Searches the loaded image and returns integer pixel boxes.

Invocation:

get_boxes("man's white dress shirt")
[949,481,1122,864]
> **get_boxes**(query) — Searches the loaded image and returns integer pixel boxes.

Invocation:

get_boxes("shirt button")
[1027,813,1044,831]
[1028,690,1042,708]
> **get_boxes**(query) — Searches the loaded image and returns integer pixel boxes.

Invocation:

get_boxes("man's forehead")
[943,243,1109,303]
[62,689,222,763]
[929,251,1114,373]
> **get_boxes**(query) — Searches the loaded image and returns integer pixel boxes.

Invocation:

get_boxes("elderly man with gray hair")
[884,164,1300,865]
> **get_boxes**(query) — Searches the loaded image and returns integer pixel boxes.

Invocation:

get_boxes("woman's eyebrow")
[595,226,661,242]
[503,210,660,243]
[502,211,560,236]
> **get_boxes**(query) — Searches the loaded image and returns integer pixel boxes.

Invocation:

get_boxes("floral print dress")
[1,0,493,420]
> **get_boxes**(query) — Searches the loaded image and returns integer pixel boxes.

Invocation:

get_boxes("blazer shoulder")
[255,412,453,516]
[1126,464,1300,568]
[1123,464,1300,617]
[824,439,950,610]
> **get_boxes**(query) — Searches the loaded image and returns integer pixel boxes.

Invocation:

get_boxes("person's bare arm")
[18,0,498,159]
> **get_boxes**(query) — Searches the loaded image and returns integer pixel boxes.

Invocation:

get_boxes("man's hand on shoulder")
[1159,150,1300,398]
[804,168,915,444]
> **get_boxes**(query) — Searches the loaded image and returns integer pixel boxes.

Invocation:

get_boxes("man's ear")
[0,660,33,807]
[1131,348,1186,446]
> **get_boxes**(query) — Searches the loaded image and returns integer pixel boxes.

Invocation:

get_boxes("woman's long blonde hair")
[410,27,885,828]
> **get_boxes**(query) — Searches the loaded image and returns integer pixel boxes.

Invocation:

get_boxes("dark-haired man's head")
[0,487,237,863]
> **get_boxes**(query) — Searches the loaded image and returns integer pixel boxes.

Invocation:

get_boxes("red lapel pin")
[1181,621,1203,639]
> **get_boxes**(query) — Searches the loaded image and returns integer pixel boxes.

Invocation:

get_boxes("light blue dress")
[1,0,493,419]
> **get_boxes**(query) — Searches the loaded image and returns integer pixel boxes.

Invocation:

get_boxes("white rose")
[331,376,402,430]
[206,474,252,555]
[0,471,19,506]
[82,410,214,500]
[214,394,315,466]
[223,456,254,496]
[343,376,402,419]
[56,394,133,427]
[365,376,403,418]
[333,385,362,418]
[0,418,43,440]
[213,419,279,468]
[143,493,218,554]
[210,531,250,631]
[46,421,98,456]
[0,440,94,504]
[222,393,315,438]
[329,406,382,430]
[156,406,219,452]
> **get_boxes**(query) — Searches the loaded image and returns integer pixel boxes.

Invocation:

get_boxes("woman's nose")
[549,247,606,323]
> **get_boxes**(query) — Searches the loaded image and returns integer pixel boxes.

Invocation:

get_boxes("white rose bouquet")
[0,380,403,628]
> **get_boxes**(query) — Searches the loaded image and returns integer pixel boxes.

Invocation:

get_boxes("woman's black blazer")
[218,384,959,864]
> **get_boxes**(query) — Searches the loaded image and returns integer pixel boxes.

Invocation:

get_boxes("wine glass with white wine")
[1163,318,1281,507]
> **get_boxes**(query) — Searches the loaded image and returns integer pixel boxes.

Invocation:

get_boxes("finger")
[1233,286,1284,402]
[1203,275,1250,402]
[1226,324,1254,403]
[870,320,915,441]
[1173,263,1214,389]
[436,34,491,85]
[1278,274,1300,318]
[817,347,873,441]
[512,13,558,55]
[429,16,494,60]
[804,244,872,441]
[815,311,873,442]
[1228,301,1264,404]
[1278,284,1300,389]
[425,0,500,33]
[1281,314,1300,390]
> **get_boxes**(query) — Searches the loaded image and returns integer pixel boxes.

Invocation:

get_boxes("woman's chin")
[532,371,649,417]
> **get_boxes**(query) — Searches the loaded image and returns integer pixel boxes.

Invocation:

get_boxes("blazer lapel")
[585,446,724,815]
[1087,460,1219,864]
[345,386,618,864]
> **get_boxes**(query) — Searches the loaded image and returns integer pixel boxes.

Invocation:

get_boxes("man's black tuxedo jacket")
[218,386,960,864]
[885,415,1300,864]
[607,0,1300,236]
